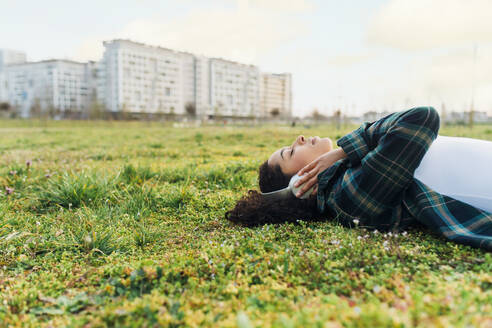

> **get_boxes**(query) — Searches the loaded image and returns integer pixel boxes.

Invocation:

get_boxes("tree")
[441,102,447,126]
[121,102,130,120]
[0,102,11,118]
[0,102,10,111]
[88,99,106,120]
[334,109,342,130]
[270,108,280,117]
[185,102,196,117]
[311,108,327,121]
[30,98,42,119]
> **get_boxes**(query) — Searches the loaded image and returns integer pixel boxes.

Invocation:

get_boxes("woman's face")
[268,135,333,176]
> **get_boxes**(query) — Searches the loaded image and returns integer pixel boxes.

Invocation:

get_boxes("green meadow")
[0,119,491,327]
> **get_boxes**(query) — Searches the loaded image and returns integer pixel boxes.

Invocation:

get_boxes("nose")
[296,135,305,144]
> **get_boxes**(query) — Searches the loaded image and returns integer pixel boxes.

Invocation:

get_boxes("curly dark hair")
[225,160,327,227]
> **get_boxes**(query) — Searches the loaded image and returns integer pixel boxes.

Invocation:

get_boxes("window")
[165,87,171,96]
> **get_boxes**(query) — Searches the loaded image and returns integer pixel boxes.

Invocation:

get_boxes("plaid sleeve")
[336,122,373,167]
[334,106,441,222]
[337,107,438,167]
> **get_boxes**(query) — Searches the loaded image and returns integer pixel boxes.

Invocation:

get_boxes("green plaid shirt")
[317,106,492,251]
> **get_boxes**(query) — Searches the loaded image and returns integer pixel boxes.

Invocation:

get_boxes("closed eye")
[290,148,294,156]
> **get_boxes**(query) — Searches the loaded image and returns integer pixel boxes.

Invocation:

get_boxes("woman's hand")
[294,148,348,198]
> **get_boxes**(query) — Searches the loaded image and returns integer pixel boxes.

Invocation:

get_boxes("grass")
[0,119,491,327]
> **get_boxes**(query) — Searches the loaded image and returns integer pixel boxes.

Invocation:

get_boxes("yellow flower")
[104,285,115,294]
[143,266,157,280]
[225,282,238,294]
[121,278,131,287]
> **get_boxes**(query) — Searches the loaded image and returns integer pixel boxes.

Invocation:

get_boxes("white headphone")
[260,174,314,201]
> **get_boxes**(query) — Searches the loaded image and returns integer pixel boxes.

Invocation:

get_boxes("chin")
[321,137,332,151]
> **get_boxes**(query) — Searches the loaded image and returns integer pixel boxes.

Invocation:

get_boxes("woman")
[226,106,492,251]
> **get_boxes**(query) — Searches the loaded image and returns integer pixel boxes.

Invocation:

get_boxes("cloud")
[405,45,492,109]
[367,0,492,50]
[74,4,310,64]
[73,37,106,62]
[325,53,373,67]
[235,0,315,12]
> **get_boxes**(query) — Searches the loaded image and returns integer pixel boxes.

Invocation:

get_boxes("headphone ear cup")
[289,174,314,199]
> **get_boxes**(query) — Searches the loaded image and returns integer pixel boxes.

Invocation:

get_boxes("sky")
[1,0,492,117]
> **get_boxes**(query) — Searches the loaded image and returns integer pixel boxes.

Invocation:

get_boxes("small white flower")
[373,229,379,234]
[352,219,360,225]
[402,231,408,236]
[383,240,389,247]
[354,306,361,314]
[373,285,381,293]
[357,236,363,240]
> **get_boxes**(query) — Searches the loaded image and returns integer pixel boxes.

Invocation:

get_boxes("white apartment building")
[206,57,260,117]
[97,40,263,118]
[260,73,292,118]
[0,42,291,119]
[0,49,26,71]
[0,71,6,103]
[97,39,195,115]
[0,49,27,102]
[2,60,90,117]
[194,55,211,116]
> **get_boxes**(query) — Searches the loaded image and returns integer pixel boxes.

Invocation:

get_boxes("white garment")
[414,135,492,213]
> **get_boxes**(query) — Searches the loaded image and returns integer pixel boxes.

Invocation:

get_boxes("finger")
[295,176,318,197]
[294,167,319,187]
[295,168,318,187]
[312,185,318,195]
[297,160,317,176]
